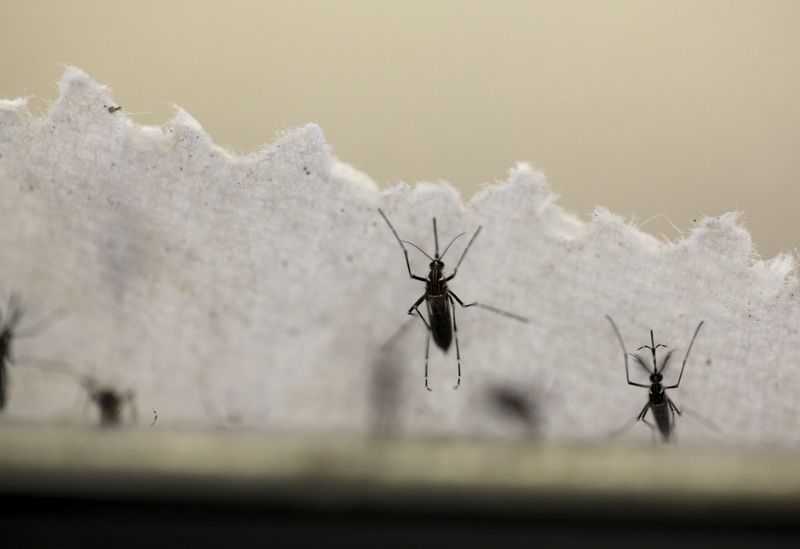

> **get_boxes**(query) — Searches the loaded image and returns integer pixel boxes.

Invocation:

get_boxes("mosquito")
[0,294,66,411]
[485,384,539,433]
[12,355,138,428]
[79,375,138,428]
[378,209,529,391]
[606,316,704,441]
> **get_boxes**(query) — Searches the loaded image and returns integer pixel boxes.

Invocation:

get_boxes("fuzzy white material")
[1,67,797,446]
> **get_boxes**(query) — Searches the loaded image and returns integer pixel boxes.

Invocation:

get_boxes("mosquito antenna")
[433,218,440,258]
[378,209,407,250]
[439,233,466,260]
[400,240,434,261]
[666,321,704,389]
[14,305,68,339]
[637,330,666,373]
[447,226,483,280]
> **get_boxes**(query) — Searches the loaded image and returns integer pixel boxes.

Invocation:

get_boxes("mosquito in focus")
[0,294,65,411]
[606,316,704,441]
[378,209,529,391]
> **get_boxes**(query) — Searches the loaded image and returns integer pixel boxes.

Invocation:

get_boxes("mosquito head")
[649,372,663,384]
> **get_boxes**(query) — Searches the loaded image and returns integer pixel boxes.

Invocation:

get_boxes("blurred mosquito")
[75,375,137,427]
[0,294,66,411]
[606,316,704,441]
[10,353,138,428]
[378,209,529,391]
[485,383,540,434]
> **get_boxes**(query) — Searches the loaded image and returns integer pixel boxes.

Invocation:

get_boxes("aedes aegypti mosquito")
[0,294,65,411]
[78,375,138,427]
[606,316,704,441]
[378,209,529,391]
[12,354,140,428]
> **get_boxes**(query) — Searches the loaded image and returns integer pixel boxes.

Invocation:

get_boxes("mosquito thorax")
[95,389,120,409]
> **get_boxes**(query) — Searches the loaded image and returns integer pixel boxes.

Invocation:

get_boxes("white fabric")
[1,67,796,446]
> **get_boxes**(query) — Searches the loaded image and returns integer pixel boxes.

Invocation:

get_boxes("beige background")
[1,0,798,258]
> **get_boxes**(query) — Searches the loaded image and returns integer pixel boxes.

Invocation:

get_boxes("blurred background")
[1,0,798,258]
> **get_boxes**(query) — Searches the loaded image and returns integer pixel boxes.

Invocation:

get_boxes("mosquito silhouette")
[379,209,528,391]
[606,316,704,441]
[79,375,138,428]
[12,355,139,428]
[0,294,65,411]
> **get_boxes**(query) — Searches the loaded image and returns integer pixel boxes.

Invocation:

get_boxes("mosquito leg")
[13,305,68,339]
[424,331,432,392]
[609,416,638,439]
[81,393,92,424]
[126,391,138,426]
[640,415,658,447]
[381,317,415,352]
[606,316,651,387]
[408,295,432,390]
[637,401,650,421]
[407,294,426,316]
[448,290,528,323]
[641,418,659,446]
[667,397,683,416]
[641,417,655,429]
[664,320,704,390]
[407,293,431,330]
[378,209,427,282]
[0,364,7,411]
[450,295,462,390]
[682,408,721,432]
[411,306,431,331]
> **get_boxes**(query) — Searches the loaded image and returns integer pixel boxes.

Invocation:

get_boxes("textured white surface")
[0,67,798,445]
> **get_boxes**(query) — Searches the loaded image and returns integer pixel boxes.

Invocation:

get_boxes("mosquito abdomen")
[651,402,672,440]
[428,296,453,351]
